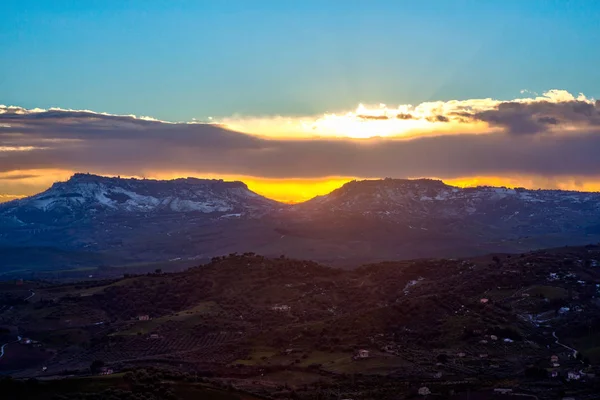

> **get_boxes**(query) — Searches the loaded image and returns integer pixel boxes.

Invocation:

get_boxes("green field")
[0,374,263,400]
[113,301,221,336]
[524,285,568,300]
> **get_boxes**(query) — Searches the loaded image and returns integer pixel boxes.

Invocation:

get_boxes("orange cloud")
[216,89,597,139]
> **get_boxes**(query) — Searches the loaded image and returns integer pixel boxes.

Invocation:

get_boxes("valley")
[2,246,600,398]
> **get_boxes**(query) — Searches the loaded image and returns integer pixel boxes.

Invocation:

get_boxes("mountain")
[3,174,600,273]
[298,178,600,234]
[0,173,278,225]
[0,174,283,272]
[281,178,600,260]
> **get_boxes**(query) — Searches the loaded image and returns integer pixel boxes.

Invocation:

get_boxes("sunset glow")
[5,169,600,205]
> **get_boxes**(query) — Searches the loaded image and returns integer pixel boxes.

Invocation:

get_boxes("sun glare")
[242,177,353,203]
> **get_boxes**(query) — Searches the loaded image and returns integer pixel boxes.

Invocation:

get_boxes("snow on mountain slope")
[4,176,600,269]
[300,178,600,214]
[0,173,280,224]
[292,178,600,237]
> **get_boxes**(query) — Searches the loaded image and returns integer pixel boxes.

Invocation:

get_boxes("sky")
[2,1,600,202]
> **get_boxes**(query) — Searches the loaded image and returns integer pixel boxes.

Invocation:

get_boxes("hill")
[2,247,600,398]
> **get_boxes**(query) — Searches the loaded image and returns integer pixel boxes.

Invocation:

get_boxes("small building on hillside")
[271,305,290,312]
[99,367,114,375]
[20,338,32,345]
[354,349,370,359]
[480,298,489,304]
[138,315,150,321]
[567,371,582,381]
[149,333,160,339]
[550,355,559,363]
[418,387,431,396]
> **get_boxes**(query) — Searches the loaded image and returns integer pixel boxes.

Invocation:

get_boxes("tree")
[90,359,105,374]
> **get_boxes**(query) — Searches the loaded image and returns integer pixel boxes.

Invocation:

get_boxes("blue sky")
[2,0,600,121]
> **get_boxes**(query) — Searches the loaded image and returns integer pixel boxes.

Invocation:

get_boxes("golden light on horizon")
[242,177,354,203]
[444,175,600,192]
[3,169,600,205]
[218,102,497,139]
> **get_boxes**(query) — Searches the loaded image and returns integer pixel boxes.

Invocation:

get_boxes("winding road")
[0,290,36,360]
[552,331,578,357]
[0,336,22,360]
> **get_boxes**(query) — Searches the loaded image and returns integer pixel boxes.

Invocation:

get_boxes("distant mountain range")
[2,173,600,273]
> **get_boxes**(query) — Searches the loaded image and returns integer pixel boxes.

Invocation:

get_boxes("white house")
[356,349,370,359]
[418,387,431,396]
[567,371,581,381]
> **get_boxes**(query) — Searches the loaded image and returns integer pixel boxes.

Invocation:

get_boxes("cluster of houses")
[19,337,42,347]
[99,366,114,375]
[546,353,596,381]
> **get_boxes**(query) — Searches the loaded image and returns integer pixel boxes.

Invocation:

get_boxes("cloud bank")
[1,89,600,200]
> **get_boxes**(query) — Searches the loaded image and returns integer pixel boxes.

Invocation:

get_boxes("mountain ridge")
[2,173,600,271]
[4,173,600,210]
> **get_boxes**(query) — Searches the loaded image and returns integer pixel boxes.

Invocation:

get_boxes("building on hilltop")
[353,349,370,360]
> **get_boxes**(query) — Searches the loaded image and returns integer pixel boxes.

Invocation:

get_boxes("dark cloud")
[356,114,389,120]
[0,174,41,181]
[2,108,600,180]
[396,113,414,120]
[470,100,600,134]
[426,115,450,123]
[538,116,559,125]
